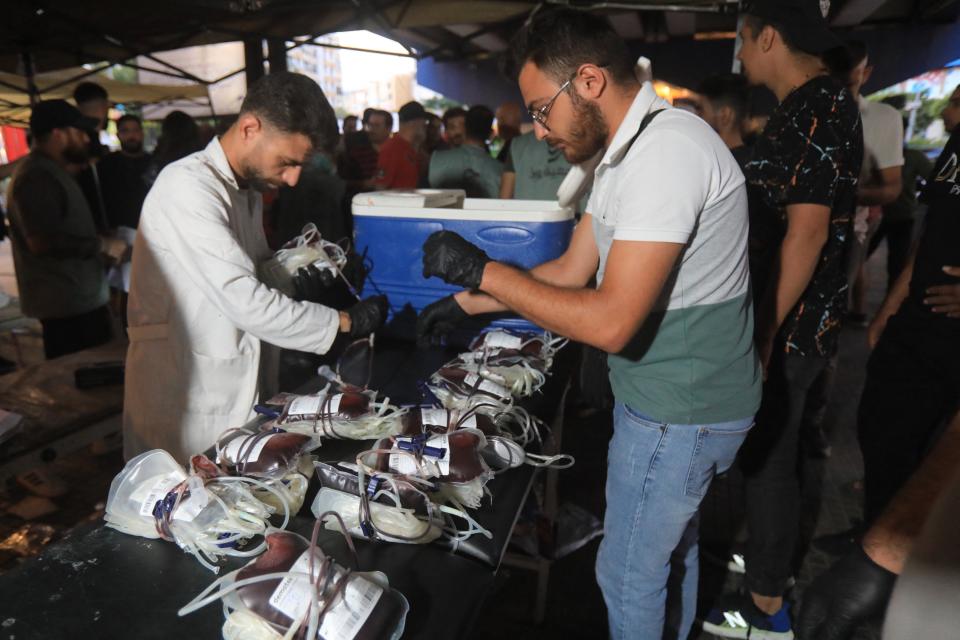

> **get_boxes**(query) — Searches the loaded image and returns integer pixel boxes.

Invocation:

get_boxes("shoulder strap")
[623,108,666,155]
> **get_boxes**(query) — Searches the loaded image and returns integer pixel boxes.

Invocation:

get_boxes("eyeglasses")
[530,79,571,132]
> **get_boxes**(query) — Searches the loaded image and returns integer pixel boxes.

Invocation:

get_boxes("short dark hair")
[73,81,108,106]
[846,40,868,66]
[465,105,494,141]
[442,107,466,125]
[369,109,393,130]
[742,14,799,54]
[343,114,358,123]
[509,8,636,86]
[116,114,141,129]
[239,71,337,152]
[361,107,376,124]
[696,74,750,121]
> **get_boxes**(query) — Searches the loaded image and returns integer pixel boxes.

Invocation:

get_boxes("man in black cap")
[373,101,426,190]
[6,100,129,359]
[702,1,864,638]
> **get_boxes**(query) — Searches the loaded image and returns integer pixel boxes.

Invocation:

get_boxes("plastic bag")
[456,330,567,397]
[178,518,409,640]
[104,450,291,572]
[258,223,349,297]
[270,387,404,441]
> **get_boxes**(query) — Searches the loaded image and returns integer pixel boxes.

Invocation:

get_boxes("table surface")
[0,340,126,460]
[0,337,571,639]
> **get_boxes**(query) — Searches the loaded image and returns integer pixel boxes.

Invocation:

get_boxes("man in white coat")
[124,72,388,463]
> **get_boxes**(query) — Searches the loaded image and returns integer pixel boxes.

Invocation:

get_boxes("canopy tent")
[0,67,210,126]
[0,0,957,118]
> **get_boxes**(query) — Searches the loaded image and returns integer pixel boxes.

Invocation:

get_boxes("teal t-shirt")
[505,131,572,201]
[428,145,503,198]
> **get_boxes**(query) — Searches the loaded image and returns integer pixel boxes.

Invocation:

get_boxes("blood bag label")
[420,408,449,427]
[173,476,209,522]
[217,434,272,465]
[318,574,383,639]
[389,434,450,477]
[287,393,341,417]
[270,551,383,634]
[269,550,320,621]
[464,373,510,399]
[483,332,523,350]
[137,471,200,520]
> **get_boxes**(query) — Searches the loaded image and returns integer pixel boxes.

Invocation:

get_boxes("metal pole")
[266,37,288,74]
[244,37,265,86]
[20,52,40,106]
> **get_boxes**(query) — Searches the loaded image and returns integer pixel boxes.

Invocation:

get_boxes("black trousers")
[40,305,113,360]
[740,352,830,597]
[867,218,914,290]
[857,313,960,524]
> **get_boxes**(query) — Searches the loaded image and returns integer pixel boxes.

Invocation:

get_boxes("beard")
[120,139,143,154]
[549,94,608,165]
[240,163,279,192]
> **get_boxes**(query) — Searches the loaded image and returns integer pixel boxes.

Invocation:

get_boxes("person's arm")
[858,166,903,206]
[755,203,830,368]
[150,166,342,354]
[454,213,601,316]
[864,410,960,573]
[867,249,916,348]
[797,412,960,640]
[923,265,960,319]
[0,157,23,181]
[499,171,516,199]
[477,239,683,352]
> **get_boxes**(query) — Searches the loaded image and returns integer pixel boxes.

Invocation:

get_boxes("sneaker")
[725,554,796,590]
[702,593,794,639]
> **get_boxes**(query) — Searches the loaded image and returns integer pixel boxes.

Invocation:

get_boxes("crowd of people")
[0,0,956,637]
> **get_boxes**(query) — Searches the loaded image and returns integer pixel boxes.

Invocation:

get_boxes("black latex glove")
[416,295,469,348]
[796,545,897,640]
[346,295,389,338]
[422,231,490,290]
[292,264,336,302]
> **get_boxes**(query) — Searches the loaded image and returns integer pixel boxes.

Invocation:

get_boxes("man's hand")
[99,236,129,263]
[422,231,490,290]
[345,295,389,338]
[416,295,469,348]
[292,264,336,302]
[924,266,960,319]
[796,546,897,640]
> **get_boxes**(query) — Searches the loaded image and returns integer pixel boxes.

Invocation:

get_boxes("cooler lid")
[351,189,465,209]
[353,196,574,222]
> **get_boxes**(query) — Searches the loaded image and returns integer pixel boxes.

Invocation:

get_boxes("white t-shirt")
[859,95,904,178]
[585,82,760,424]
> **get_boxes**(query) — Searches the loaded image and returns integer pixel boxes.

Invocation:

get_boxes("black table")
[0,338,571,639]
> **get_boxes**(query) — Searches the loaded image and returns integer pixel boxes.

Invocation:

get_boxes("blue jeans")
[596,403,753,640]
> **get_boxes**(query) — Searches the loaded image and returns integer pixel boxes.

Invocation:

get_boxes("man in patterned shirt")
[704,1,863,638]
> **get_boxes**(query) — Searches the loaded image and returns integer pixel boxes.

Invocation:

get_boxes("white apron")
[123,139,340,464]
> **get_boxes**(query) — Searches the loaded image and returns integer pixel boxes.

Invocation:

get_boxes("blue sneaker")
[702,592,794,639]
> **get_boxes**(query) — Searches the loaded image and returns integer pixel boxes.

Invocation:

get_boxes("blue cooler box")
[352,189,575,342]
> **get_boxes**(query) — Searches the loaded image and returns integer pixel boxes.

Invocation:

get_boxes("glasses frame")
[530,78,572,132]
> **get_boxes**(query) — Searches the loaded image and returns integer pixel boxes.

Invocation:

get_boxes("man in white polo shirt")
[416,9,761,640]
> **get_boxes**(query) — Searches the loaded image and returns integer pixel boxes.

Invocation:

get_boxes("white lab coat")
[123,138,340,464]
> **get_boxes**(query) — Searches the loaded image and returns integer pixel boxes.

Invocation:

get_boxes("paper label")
[483,332,523,350]
[464,373,510,399]
[420,408,449,428]
[288,393,341,417]
[269,551,382,636]
[388,434,450,477]
[137,472,205,522]
[318,573,383,639]
[217,434,272,465]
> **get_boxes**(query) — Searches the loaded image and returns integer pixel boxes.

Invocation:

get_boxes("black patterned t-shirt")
[744,75,863,357]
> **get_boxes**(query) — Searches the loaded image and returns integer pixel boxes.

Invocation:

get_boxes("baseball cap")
[742,0,842,54]
[398,101,427,124]
[29,100,100,138]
